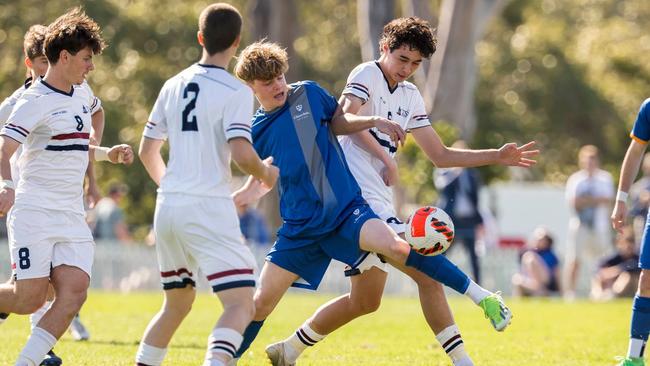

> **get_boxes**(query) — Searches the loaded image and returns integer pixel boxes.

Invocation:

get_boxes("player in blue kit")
[612,98,650,366]
[229,41,533,365]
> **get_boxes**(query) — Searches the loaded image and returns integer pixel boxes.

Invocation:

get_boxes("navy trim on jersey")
[374,61,398,94]
[41,79,74,97]
[197,63,225,70]
[369,129,397,153]
[5,126,27,137]
[44,144,89,152]
[23,77,34,89]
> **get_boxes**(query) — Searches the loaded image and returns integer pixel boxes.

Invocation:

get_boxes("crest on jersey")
[397,107,409,117]
[82,105,89,114]
[296,104,303,112]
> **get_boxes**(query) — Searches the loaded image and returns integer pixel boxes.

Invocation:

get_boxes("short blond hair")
[235,41,288,82]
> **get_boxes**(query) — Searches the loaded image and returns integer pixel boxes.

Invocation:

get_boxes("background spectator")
[93,182,133,243]
[591,225,640,300]
[511,227,560,297]
[435,140,484,284]
[237,203,271,248]
[564,144,614,299]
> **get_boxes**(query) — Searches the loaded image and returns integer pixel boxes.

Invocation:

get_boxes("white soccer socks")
[135,342,167,366]
[206,327,243,364]
[282,322,326,362]
[464,280,492,305]
[15,327,57,366]
[435,325,473,366]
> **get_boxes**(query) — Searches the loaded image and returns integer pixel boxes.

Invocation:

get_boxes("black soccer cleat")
[40,349,63,366]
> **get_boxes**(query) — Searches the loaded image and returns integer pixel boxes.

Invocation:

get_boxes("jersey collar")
[374,61,398,94]
[41,79,74,97]
[197,63,225,70]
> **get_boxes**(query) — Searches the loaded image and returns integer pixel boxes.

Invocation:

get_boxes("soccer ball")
[405,206,454,256]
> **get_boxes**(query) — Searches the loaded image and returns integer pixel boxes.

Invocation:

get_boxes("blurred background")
[0,0,648,298]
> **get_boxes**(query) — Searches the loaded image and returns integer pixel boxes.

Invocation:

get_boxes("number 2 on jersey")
[182,82,200,131]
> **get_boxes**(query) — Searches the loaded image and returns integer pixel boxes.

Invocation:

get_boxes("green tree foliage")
[0,0,647,231]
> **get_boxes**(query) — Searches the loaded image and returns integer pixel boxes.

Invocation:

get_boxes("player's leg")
[617,216,650,366]
[359,217,512,331]
[137,286,197,365]
[235,261,299,360]
[564,220,582,300]
[30,285,55,331]
[384,257,474,365]
[16,264,90,366]
[266,265,388,365]
[207,287,256,366]
[136,202,196,366]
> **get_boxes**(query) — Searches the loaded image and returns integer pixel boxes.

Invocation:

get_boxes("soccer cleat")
[265,342,295,366]
[40,349,63,366]
[69,314,90,341]
[479,292,512,332]
[0,312,9,324]
[615,357,645,366]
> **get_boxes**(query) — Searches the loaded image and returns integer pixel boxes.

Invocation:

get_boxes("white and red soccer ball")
[405,206,454,256]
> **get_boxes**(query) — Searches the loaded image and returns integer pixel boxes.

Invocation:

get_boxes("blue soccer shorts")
[266,204,379,290]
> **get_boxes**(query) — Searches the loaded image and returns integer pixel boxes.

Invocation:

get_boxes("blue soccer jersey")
[631,98,650,144]
[251,81,367,247]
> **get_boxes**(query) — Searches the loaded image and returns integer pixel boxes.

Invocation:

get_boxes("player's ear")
[24,57,32,69]
[231,34,241,49]
[197,31,204,47]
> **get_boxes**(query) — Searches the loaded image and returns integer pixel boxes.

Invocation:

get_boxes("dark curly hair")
[379,17,436,58]
[44,7,106,64]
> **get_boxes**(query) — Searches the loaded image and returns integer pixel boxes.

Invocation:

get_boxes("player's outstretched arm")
[138,136,166,186]
[230,137,279,190]
[612,140,647,232]
[411,125,539,168]
[0,135,20,216]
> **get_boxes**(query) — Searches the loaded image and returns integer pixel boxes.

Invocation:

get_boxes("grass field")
[0,291,632,365]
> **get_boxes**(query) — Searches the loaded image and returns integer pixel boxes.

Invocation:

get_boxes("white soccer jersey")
[1,79,99,214]
[339,61,431,207]
[0,78,101,183]
[144,64,254,198]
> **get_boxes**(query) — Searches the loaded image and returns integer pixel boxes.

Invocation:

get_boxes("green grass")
[0,291,632,365]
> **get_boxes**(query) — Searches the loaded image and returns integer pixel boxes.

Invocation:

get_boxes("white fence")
[0,240,598,297]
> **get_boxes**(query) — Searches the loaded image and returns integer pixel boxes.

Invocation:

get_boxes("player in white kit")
[136,4,278,366]
[0,9,133,366]
[265,17,539,366]
[0,25,100,354]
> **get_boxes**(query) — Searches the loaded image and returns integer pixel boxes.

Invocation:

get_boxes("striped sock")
[435,325,472,365]
[207,327,242,362]
[284,322,326,362]
[135,342,167,366]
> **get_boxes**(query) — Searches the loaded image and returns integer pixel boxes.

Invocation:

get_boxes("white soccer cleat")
[69,314,90,341]
[265,342,296,366]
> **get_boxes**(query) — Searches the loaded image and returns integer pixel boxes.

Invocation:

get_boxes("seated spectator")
[591,226,640,300]
[512,227,560,297]
[93,182,133,243]
[237,203,271,247]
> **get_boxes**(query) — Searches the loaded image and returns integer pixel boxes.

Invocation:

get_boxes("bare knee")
[253,293,275,320]
[162,290,195,319]
[224,297,255,321]
[349,293,381,315]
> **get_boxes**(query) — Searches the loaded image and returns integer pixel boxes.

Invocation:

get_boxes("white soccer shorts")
[153,195,257,292]
[8,206,95,280]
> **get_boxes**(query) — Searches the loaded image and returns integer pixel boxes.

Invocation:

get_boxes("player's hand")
[233,175,272,208]
[380,158,399,186]
[85,180,101,209]
[497,141,539,167]
[261,156,279,190]
[373,117,406,147]
[0,187,15,217]
[108,144,134,165]
[611,201,627,233]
